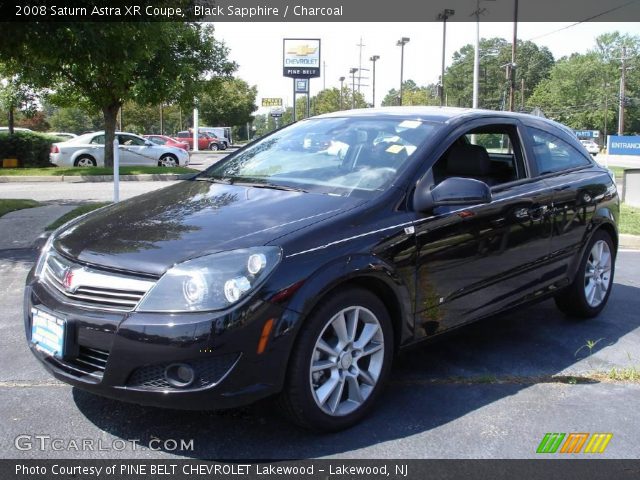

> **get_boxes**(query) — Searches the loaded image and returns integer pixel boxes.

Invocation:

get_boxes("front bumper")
[24,276,295,410]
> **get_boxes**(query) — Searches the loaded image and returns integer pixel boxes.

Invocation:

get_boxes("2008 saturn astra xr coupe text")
[25,107,619,431]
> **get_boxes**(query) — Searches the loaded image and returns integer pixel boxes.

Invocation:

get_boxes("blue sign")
[608,135,640,155]
[575,130,599,139]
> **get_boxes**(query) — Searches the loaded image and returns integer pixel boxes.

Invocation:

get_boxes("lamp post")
[396,37,410,106]
[437,9,455,106]
[472,0,494,109]
[339,76,345,110]
[370,55,380,107]
[349,68,358,109]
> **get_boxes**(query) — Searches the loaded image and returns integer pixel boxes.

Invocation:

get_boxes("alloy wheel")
[584,239,612,307]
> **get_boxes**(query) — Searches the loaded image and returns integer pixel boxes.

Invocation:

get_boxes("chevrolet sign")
[283,38,321,78]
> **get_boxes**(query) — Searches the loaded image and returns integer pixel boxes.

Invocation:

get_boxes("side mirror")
[414,177,492,213]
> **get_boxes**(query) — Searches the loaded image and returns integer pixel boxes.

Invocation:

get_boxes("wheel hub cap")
[584,239,612,308]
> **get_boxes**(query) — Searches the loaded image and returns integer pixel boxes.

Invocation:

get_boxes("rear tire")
[278,287,394,431]
[74,155,96,167]
[208,143,219,151]
[554,230,615,318]
[159,154,179,167]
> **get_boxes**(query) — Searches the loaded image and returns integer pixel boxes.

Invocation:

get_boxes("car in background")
[174,131,224,151]
[199,127,232,149]
[48,132,77,141]
[0,127,33,133]
[27,107,618,431]
[143,134,189,152]
[50,131,190,167]
[580,139,600,156]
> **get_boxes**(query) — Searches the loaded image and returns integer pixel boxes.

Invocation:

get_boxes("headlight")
[136,247,282,312]
[33,234,54,278]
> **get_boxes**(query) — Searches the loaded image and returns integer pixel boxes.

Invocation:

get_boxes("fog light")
[164,363,195,388]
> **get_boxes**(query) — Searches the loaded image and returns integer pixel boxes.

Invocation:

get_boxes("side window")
[528,127,590,174]
[90,135,105,145]
[432,124,525,187]
[119,135,145,146]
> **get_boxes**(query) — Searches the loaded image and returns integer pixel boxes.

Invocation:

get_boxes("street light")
[370,55,380,108]
[472,0,495,108]
[437,9,455,106]
[339,76,345,110]
[396,37,410,106]
[349,68,358,109]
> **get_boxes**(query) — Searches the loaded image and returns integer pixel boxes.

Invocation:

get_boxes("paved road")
[1,241,639,459]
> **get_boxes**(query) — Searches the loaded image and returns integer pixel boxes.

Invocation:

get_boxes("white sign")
[283,38,321,78]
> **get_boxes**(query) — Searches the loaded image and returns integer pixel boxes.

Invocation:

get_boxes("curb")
[0,173,195,183]
[620,234,640,250]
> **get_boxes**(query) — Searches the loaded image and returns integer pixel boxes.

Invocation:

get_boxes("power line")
[527,0,640,41]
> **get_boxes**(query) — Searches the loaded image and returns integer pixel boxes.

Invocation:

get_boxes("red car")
[143,135,189,152]
[174,131,224,151]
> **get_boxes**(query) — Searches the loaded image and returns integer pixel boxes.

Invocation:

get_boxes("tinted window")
[90,135,105,145]
[118,134,145,146]
[529,128,590,174]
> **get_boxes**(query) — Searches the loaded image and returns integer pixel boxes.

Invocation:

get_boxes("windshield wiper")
[194,176,232,184]
[232,181,308,193]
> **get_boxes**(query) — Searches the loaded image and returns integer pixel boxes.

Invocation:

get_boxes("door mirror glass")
[414,177,492,212]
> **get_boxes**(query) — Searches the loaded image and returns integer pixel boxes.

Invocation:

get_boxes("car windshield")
[199,117,440,197]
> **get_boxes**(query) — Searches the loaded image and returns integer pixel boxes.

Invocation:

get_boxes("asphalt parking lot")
[0,178,639,459]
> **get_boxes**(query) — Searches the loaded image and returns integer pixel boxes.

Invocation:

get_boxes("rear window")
[528,127,590,175]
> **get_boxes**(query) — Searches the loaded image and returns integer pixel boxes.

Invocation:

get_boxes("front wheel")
[208,143,219,151]
[555,230,615,318]
[279,287,394,431]
[74,155,96,167]
[159,154,179,167]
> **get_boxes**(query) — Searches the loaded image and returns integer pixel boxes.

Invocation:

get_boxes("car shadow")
[72,281,640,459]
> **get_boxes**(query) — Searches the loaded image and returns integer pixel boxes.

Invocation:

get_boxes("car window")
[432,124,526,187]
[118,134,145,146]
[90,135,105,145]
[148,137,165,145]
[528,127,590,175]
[203,117,441,197]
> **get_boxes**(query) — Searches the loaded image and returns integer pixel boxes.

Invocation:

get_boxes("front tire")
[208,143,219,151]
[74,155,96,167]
[279,287,394,431]
[159,154,179,167]
[555,230,615,318]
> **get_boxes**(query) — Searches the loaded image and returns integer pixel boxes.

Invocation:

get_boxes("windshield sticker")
[386,144,405,154]
[398,120,422,129]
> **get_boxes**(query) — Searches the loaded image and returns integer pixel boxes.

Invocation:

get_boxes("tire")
[554,230,616,318]
[208,143,219,151]
[279,287,394,431]
[220,142,228,151]
[74,155,96,167]
[159,154,179,167]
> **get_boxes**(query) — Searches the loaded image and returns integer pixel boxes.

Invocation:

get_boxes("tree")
[0,74,38,134]
[0,21,235,166]
[381,80,439,107]
[528,32,640,134]
[199,78,258,127]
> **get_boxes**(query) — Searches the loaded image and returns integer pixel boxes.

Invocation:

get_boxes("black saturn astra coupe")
[25,107,619,430]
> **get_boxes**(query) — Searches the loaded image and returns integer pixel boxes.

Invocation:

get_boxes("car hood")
[53,180,364,276]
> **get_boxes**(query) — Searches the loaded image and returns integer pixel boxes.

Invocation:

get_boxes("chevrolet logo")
[287,45,317,56]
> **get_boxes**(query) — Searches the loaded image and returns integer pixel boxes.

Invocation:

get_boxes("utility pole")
[437,9,454,106]
[339,76,345,110]
[618,46,628,136]
[323,61,326,90]
[520,78,525,111]
[370,55,380,107]
[508,0,518,112]
[472,0,494,108]
[159,104,164,135]
[349,68,358,109]
[397,37,410,106]
[357,37,365,93]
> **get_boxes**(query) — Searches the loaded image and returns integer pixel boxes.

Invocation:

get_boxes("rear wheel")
[74,155,96,167]
[208,143,219,151]
[555,230,615,318]
[279,287,394,431]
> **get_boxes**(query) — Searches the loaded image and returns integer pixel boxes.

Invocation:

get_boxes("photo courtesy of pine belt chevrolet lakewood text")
[25,107,619,431]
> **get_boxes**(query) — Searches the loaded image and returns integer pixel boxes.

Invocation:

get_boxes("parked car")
[199,127,232,149]
[143,134,189,152]
[25,107,618,431]
[49,131,190,167]
[174,131,224,151]
[0,126,33,132]
[580,139,600,156]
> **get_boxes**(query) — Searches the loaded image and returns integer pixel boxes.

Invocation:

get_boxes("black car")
[25,107,619,431]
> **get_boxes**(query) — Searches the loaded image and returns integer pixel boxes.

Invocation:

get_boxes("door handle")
[554,185,570,191]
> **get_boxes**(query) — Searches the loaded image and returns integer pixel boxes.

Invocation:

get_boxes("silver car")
[50,131,190,167]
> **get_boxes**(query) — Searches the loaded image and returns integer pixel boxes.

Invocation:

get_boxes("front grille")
[40,251,155,312]
[50,346,110,381]
[127,353,240,390]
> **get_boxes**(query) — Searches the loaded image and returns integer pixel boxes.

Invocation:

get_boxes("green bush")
[0,131,59,167]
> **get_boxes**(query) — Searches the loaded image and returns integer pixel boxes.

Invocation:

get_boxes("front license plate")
[31,308,65,358]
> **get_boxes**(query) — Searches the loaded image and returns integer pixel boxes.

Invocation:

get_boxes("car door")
[87,134,106,166]
[412,119,554,337]
[118,134,154,166]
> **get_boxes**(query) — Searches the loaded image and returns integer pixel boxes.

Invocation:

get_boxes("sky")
[210,21,640,114]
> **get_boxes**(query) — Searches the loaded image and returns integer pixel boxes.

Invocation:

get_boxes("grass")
[46,202,111,231]
[0,199,41,218]
[620,203,640,236]
[0,166,198,176]
[608,166,625,181]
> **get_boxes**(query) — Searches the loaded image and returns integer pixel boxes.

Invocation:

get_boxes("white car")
[50,131,190,167]
[48,132,77,141]
[580,139,600,156]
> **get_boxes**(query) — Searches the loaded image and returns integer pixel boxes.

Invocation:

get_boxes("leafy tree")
[0,74,38,133]
[0,21,235,166]
[199,78,258,127]
[381,80,439,107]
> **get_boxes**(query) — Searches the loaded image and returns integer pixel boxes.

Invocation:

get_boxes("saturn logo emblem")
[62,268,76,293]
